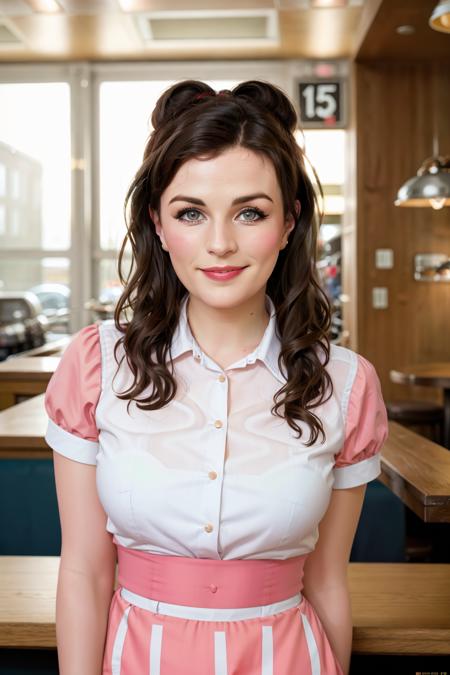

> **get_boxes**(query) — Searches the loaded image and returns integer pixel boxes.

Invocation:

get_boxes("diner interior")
[0,0,449,673]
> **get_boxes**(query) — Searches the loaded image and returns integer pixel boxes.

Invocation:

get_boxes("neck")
[186,291,270,362]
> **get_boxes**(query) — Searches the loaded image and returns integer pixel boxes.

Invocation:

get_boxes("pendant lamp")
[429,0,450,33]
[395,64,450,209]
[394,156,450,209]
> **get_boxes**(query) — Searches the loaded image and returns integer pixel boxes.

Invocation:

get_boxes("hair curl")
[113,78,333,446]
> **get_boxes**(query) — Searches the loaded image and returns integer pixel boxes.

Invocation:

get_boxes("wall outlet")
[375,249,394,269]
[372,287,388,308]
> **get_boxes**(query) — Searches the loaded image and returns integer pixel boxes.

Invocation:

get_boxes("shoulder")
[327,344,379,390]
[95,319,126,351]
[69,321,100,350]
[330,348,388,488]
[44,322,103,463]
[45,323,102,404]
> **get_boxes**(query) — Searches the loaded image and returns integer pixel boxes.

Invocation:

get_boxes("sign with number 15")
[296,79,347,129]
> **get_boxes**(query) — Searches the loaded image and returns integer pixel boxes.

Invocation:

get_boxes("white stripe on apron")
[111,605,132,675]
[149,624,163,675]
[214,631,228,675]
[261,625,274,675]
[301,613,321,675]
[120,587,302,621]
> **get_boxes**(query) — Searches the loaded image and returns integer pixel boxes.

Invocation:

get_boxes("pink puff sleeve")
[44,323,101,465]
[333,353,389,489]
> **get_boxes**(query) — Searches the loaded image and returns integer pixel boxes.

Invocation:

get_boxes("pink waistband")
[115,542,307,609]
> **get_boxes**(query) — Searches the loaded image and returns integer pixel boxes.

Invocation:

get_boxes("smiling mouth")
[201,267,247,272]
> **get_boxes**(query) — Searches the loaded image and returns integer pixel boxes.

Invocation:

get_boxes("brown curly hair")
[113,79,333,446]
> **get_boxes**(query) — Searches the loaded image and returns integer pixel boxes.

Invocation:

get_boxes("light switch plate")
[375,249,394,269]
[372,287,388,308]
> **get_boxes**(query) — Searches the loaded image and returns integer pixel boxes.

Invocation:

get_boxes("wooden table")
[380,421,450,522]
[390,362,450,450]
[0,556,449,654]
[0,394,50,459]
[0,356,59,411]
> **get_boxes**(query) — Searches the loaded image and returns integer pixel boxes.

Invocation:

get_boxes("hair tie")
[193,90,230,103]
[193,92,215,101]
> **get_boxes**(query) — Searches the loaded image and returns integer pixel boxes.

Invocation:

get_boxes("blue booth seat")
[0,462,405,561]
[350,478,406,562]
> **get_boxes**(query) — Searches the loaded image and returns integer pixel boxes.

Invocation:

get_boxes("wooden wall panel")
[346,61,450,404]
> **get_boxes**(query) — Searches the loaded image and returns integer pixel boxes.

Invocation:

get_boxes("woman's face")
[150,145,299,310]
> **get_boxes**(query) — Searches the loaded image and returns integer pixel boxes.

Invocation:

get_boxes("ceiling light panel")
[56,0,118,13]
[136,9,279,44]
[119,0,274,10]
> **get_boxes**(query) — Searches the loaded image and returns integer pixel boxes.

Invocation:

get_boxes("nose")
[206,223,238,256]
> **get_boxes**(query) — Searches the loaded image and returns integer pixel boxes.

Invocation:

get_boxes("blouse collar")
[169,293,285,384]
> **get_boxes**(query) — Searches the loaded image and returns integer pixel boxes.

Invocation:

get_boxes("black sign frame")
[294,77,347,129]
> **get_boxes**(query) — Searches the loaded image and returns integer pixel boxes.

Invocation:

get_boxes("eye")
[175,207,203,222]
[238,207,268,222]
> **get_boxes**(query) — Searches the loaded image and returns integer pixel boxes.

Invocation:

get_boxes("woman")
[44,79,388,675]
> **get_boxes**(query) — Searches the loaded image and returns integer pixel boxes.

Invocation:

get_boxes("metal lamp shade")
[429,0,450,33]
[395,156,450,209]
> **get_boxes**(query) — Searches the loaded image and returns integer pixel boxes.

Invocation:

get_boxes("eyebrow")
[168,192,274,206]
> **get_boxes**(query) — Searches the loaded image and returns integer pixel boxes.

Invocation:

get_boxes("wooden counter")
[0,356,59,410]
[0,394,50,459]
[379,421,450,523]
[0,556,448,654]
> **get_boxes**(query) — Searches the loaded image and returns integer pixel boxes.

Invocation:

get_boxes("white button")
[204,523,214,533]
[214,420,223,429]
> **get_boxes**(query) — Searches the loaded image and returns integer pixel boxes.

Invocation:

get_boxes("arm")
[302,483,367,675]
[53,451,117,675]
[302,352,389,674]
[44,323,116,675]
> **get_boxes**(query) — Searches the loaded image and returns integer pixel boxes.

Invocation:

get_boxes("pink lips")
[201,267,246,281]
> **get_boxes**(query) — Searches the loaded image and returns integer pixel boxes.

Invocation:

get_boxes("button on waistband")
[209,584,218,593]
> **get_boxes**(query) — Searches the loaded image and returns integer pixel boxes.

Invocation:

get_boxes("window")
[0,78,71,334]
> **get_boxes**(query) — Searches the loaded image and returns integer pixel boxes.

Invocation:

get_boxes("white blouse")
[44,293,388,560]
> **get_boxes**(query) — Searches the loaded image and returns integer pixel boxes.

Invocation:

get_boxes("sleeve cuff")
[332,453,381,489]
[45,418,99,465]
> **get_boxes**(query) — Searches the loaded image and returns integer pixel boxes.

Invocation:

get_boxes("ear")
[284,199,301,238]
[149,206,168,250]
[280,200,300,250]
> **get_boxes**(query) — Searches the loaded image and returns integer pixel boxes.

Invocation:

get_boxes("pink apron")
[102,540,344,675]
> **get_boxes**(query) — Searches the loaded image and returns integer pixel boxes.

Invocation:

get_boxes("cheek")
[164,230,195,257]
[249,230,281,258]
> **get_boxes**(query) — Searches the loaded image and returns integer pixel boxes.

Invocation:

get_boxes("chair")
[386,400,444,444]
